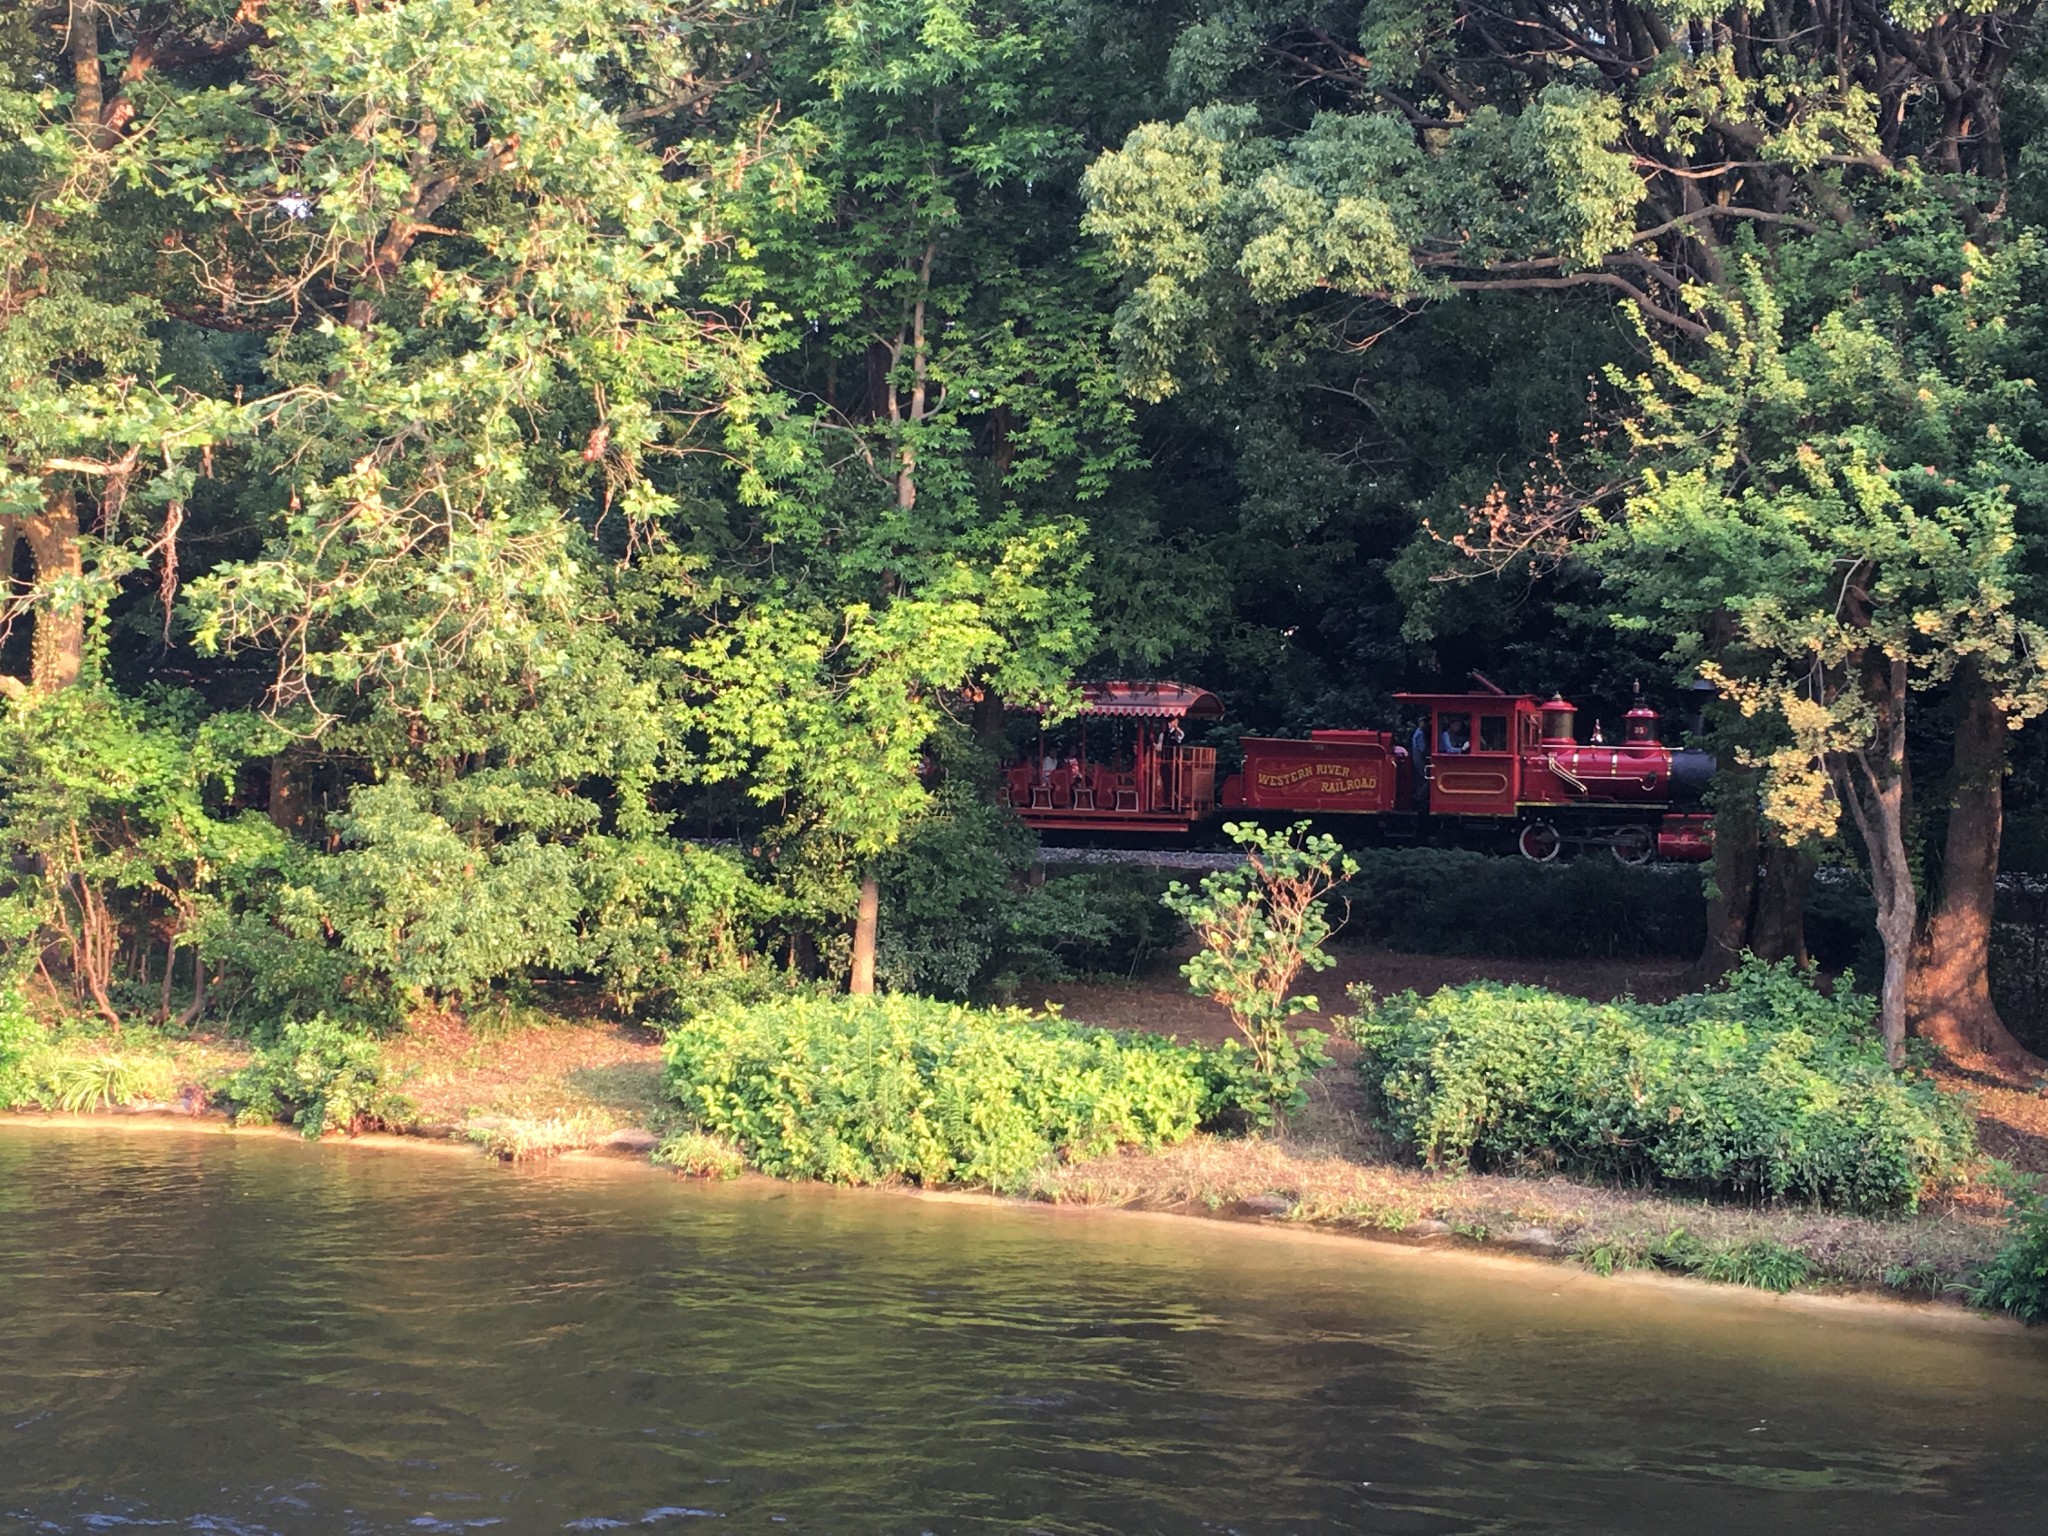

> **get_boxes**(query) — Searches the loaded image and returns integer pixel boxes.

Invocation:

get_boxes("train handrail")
[1545,753,1589,795]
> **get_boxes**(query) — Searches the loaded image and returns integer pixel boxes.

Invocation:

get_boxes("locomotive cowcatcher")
[1000,676,1713,863]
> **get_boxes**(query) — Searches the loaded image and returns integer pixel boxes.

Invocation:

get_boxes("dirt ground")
[384,1008,669,1132]
[1939,1057,2048,1176]
[1034,943,1697,1046]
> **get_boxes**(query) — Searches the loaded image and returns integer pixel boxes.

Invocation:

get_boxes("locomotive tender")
[1004,677,1714,864]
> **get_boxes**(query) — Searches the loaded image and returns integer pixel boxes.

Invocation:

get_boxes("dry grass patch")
[464,1109,616,1161]
[1030,1060,2008,1296]
[383,1013,668,1132]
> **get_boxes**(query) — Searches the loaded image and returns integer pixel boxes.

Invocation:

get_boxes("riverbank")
[2,1113,2029,1343]
[7,941,2039,1309]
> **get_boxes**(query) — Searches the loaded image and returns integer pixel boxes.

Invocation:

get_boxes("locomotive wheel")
[1611,825,1655,866]
[1517,821,1563,863]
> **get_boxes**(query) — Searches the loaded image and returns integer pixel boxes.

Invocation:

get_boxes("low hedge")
[661,993,1235,1191]
[1337,847,1704,958]
[1352,960,1976,1213]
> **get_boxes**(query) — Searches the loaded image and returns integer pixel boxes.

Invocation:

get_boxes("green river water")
[2,1124,2046,1534]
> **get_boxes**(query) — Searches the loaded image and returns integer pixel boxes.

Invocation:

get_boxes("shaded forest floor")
[43,941,2045,1303]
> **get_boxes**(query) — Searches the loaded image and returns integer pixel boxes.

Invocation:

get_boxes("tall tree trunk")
[972,689,1005,753]
[267,753,305,832]
[67,2,104,136]
[848,874,880,996]
[1695,762,1760,983]
[178,960,208,1028]
[846,241,936,1001]
[1839,658,1916,1069]
[22,492,85,693]
[1750,840,1815,966]
[1910,661,2043,1069]
[0,518,19,698]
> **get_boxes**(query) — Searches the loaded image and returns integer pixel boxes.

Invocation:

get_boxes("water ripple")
[2,1126,2046,1535]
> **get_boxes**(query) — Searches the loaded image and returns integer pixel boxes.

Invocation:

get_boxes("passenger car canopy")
[1008,681,1225,721]
[1069,681,1225,720]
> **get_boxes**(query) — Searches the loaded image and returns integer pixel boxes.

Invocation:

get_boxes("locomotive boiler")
[1219,682,1712,863]
[1003,678,1714,863]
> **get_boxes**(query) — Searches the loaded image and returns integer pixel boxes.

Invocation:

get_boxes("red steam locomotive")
[1002,677,1714,863]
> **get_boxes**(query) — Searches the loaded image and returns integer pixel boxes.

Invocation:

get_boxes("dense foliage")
[1353,962,1977,1212]
[1976,1172,2048,1323]
[0,968,35,1109]
[6,1,2048,1090]
[662,993,1243,1190]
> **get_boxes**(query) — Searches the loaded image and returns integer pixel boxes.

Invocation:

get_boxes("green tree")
[156,0,774,718]
[1594,234,2048,1064]
[1085,2,2048,1066]
[2,1,785,1020]
[1,2,246,699]
[690,0,1152,990]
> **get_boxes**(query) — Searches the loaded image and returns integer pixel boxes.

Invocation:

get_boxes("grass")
[37,1052,178,1112]
[464,1110,615,1161]
[4,1030,231,1114]
[653,1130,747,1179]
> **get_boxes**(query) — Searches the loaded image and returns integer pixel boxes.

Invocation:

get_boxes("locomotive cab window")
[1436,712,1472,754]
[1478,715,1509,753]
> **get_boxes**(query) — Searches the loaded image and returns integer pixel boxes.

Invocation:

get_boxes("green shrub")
[876,784,1039,998]
[1352,959,1975,1212]
[223,1017,409,1138]
[1164,821,1355,1119]
[877,791,1185,1000]
[573,837,784,1013]
[0,968,40,1110]
[667,964,827,1025]
[1973,1170,2048,1323]
[661,993,1227,1191]
[1012,867,1183,982]
[281,780,584,1005]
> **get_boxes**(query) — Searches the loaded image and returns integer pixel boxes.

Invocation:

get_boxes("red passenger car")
[1002,681,1223,834]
